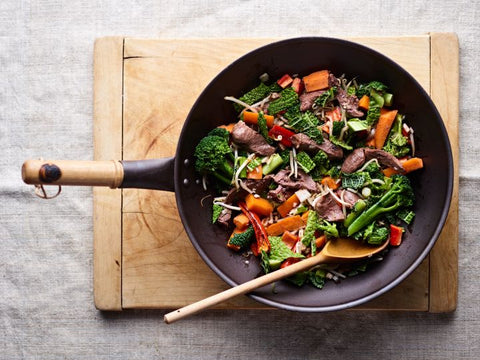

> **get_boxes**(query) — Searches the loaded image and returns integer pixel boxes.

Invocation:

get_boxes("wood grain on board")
[93,34,458,312]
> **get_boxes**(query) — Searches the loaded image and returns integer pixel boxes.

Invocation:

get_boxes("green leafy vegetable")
[261,236,304,273]
[212,203,223,224]
[267,87,299,115]
[357,81,389,98]
[234,82,271,112]
[347,175,414,236]
[296,151,316,173]
[366,96,381,126]
[288,111,324,144]
[246,157,262,172]
[347,119,369,132]
[308,269,327,289]
[397,209,415,225]
[331,120,344,136]
[314,86,337,108]
[342,172,370,190]
[257,112,271,143]
[302,211,338,255]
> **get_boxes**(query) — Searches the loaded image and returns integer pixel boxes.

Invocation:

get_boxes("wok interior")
[175,38,452,310]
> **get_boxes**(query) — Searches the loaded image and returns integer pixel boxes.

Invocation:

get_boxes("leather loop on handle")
[22,160,124,188]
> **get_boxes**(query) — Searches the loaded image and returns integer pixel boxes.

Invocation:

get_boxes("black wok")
[22,37,453,312]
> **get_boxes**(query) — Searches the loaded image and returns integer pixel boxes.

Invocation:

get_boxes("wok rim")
[174,36,454,312]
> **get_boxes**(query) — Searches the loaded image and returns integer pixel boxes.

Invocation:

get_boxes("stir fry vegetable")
[195,70,424,289]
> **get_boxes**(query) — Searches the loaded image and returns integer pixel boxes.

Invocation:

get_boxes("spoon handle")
[164,252,329,324]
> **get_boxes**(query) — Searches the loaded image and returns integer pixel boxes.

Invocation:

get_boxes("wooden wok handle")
[22,160,124,188]
[163,252,329,324]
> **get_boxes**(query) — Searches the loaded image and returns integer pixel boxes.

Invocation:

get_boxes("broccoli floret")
[207,127,230,140]
[234,82,271,112]
[194,134,234,186]
[342,172,370,190]
[383,114,411,158]
[347,174,414,236]
[228,226,255,250]
[296,151,316,173]
[267,87,299,115]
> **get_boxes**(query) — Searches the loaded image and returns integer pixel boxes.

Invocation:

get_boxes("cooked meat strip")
[314,193,345,222]
[290,133,343,160]
[336,88,364,118]
[273,169,318,193]
[299,90,325,111]
[341,148,366,173]
[231,121,275,156]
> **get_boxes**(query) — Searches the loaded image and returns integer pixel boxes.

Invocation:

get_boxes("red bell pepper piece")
[325,107,342,122]
[238,202,270,255]
[389,224,404,246]
[291,77,304,94]
[280,257,302,269]
[268,125,295,147]
[277,74,294,88]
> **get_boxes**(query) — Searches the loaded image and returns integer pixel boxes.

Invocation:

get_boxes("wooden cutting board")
[93,34,459,312]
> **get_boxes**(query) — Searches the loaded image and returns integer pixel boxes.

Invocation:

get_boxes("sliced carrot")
[266,215,305,236]
[218,123,235,132]
[242,111,274,128]
[302,70,329,92]
[315,235,327,249]
[321,123,330,133]
[246,164,263,179]
[358,95,370,110]
[245,193,273,217]
[277,193,300,218]
[374,109,398,149]
[226,228,244,251]
[383,157,424,177]
[233,213,250,230]
[321,176,339,190]
[301,210,310,223]
[282,231,299,250]
[365,137,376,148]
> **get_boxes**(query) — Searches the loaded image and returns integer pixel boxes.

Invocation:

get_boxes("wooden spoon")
[164,238,389,324]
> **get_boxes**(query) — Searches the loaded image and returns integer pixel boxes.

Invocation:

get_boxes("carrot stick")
[383,157,424,177]
[277,193,300,218]
[358,95,370,110]
[218,123,235,132]
[266,215,305,236]
[242,111,274,128]
[245,193,273,217]
[302,70,329,92]
[374,109,398,149]
[281,231,299,250]
[246,164,263,179]
[315,235,327,249]
[321,176,339,190]
[233,213,250,230]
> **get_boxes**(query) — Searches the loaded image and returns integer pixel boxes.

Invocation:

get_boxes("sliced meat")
[217,208,232,227]
[328,73,341,87]
[336,88,364,118]
[364,148,404,171]
[299,90,325,111]
[290,133,344,160]
[318,138,344,160]
[231,121,275,156]
[336,189,360,209]
[341,148,366,173]
[244,175,273,194]
[314,193,345,222]
[267,185,295,203]
[225,187,248,204]
[273,169,318,193]
[224,176,273,204]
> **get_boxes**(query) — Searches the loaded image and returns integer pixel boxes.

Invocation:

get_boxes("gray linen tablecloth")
[1,1,479,359]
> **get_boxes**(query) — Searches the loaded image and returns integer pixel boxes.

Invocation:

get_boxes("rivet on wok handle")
[39,163,62,183]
